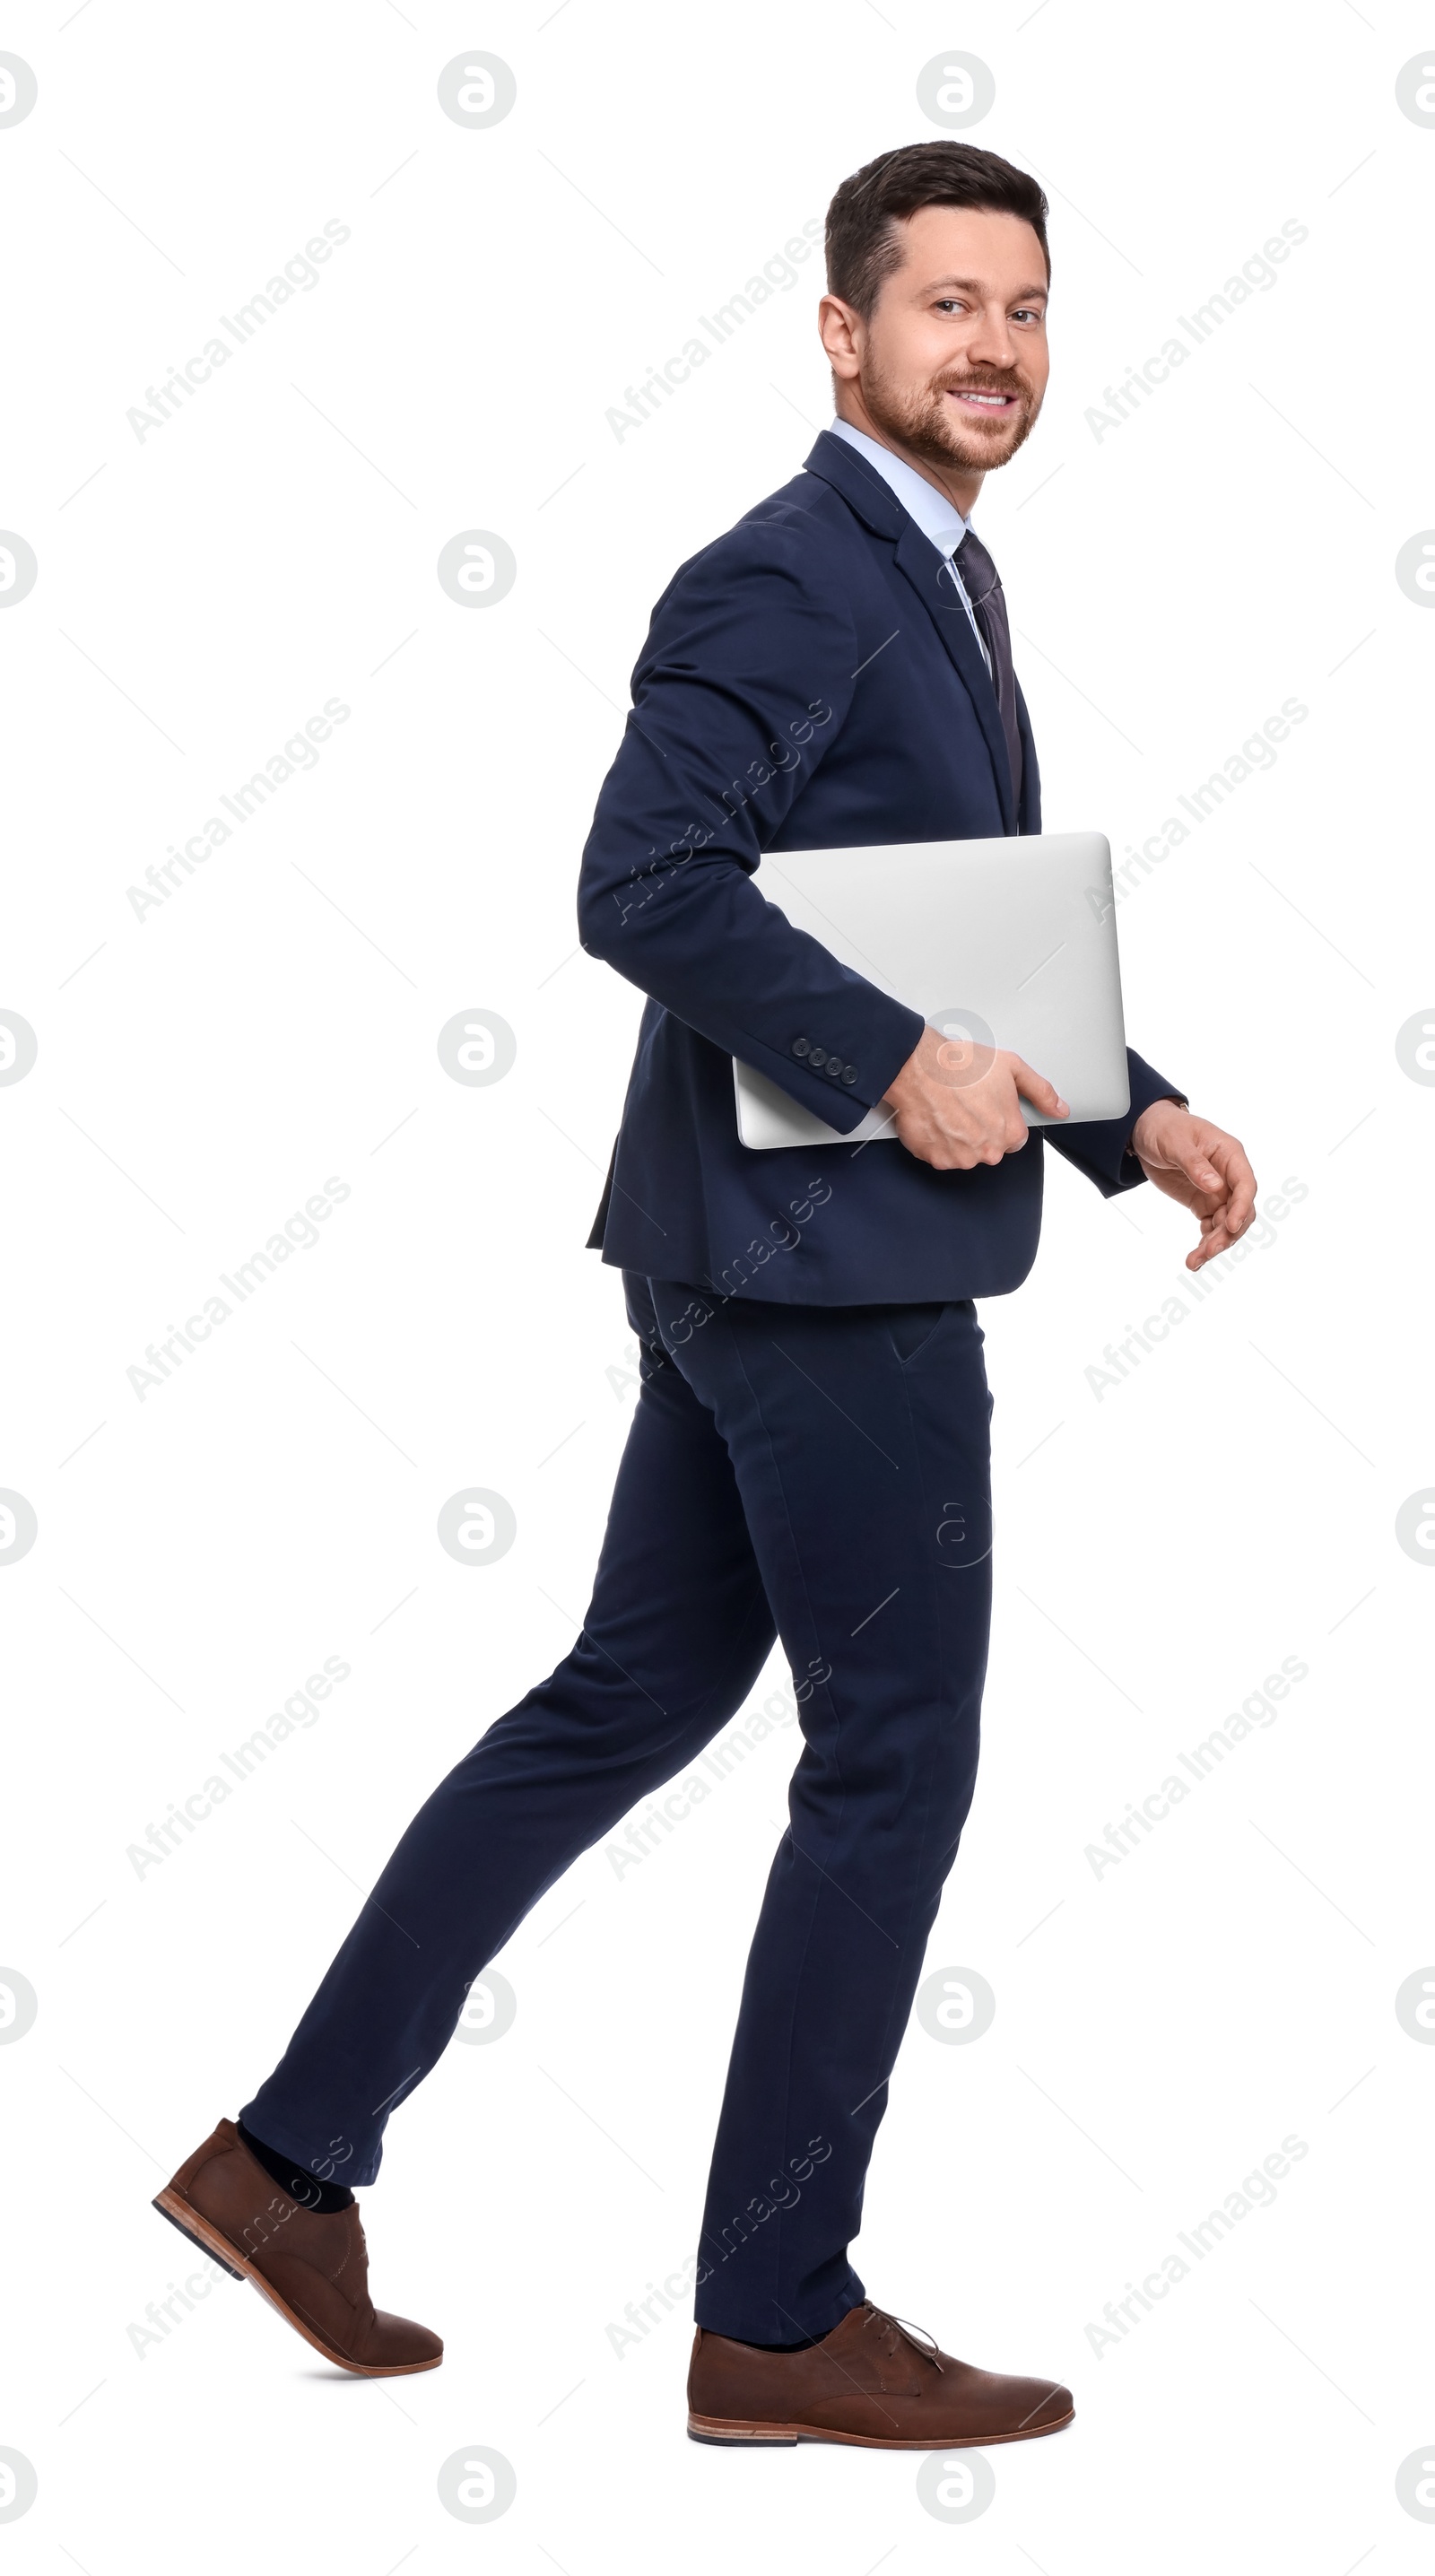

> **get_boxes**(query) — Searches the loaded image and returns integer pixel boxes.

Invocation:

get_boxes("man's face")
[843,204,1049,474]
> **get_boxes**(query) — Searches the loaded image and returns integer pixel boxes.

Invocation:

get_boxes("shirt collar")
[828,416,973,564]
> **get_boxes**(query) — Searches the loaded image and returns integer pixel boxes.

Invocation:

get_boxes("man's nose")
[965,303,1019,369]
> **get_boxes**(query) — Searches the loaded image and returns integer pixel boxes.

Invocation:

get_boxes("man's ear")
[818,293,864,380]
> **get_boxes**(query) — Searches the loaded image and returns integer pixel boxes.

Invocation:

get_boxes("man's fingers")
[1169,1137,1235,1202]
[1187,1202,1248,1266]
[1192,1139,1257,1234]
[1188,1232,1234,1270]
[1008,1057,1068,1118]
[1139,1122,1258,1266]
[1187,1218,1233,1269]
[1183,1149,1224,1193]
[1217,1146,1257,1235]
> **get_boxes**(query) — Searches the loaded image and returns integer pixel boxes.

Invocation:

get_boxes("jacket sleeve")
[577,518,926,1136]
[1043,1047,1187,1196]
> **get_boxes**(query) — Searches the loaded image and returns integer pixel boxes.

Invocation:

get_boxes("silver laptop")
[733,831,1128,1149]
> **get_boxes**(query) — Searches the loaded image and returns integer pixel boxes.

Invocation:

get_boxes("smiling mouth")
[947,387,1019,412]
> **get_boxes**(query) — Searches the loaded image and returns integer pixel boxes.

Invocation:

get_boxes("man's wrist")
[1126,1093,1188,1161]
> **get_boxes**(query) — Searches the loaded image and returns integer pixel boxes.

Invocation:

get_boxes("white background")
[2,1,1432,2568]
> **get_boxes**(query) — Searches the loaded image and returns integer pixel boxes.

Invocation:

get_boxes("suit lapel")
[891,517,1017,834]
[803,432,1017,835]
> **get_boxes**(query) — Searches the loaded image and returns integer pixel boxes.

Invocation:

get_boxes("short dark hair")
[825,142,1050,321]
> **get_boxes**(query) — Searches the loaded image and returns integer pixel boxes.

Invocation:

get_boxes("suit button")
[825,1057,842,1077]
[842,1065,857,1083]
[792,1037,810,1057]
[808,1047,828,1068]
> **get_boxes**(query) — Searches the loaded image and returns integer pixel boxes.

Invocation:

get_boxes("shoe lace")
[861,2302,944,2372]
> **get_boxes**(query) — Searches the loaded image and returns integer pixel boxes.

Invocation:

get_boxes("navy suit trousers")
[241,1275,995,2345]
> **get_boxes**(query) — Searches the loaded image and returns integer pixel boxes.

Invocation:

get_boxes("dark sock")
[237,2119,354,2212]
[731,2330,823,2352]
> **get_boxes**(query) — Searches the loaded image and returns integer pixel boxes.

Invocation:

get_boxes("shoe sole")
[152,2189,443,2378]
[686,2406,1074,2450]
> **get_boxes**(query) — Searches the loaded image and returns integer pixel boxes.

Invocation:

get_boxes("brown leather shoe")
[152,2118,442,2378]
[687,2302,1072,2449]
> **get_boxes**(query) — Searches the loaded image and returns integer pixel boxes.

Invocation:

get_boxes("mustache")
[935,366,1032,398]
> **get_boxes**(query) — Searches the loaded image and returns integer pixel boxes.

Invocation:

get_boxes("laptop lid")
[733,831,1127,1149]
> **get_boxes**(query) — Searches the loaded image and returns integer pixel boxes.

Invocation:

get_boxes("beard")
[859,357,1041,475]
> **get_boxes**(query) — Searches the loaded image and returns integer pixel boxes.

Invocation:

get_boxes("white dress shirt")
[828,415,993,676]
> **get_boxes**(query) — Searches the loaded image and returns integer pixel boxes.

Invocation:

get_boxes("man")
[156,141,1255,2447]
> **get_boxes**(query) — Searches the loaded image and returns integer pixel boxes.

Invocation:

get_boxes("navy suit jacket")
[578,428,1183,1304]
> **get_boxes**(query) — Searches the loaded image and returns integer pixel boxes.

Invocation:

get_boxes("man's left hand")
[1127,1102,1257,1272]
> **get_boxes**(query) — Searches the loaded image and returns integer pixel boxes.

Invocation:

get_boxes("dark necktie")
[954,527,1022,816]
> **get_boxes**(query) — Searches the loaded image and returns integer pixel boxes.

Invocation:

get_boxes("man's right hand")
[881,1023,1068,1171]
